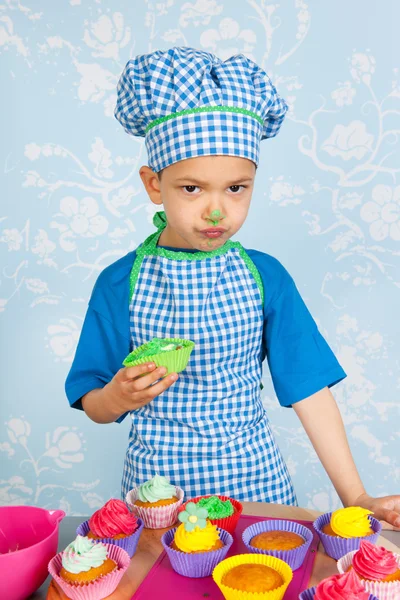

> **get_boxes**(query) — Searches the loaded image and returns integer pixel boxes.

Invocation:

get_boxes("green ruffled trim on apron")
[235,245,264,306]
[129,211,264,305]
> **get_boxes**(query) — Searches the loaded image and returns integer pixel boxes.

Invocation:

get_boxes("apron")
[121,214,297,504]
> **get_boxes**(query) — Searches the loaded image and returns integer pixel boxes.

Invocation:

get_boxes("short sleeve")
[246,249,346,407]
[65,251,135,423]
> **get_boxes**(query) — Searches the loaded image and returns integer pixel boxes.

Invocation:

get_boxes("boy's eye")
[182,184,246,194]
[229,185,245,193]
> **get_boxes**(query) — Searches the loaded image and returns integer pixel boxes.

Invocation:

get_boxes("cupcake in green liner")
[122,338,195,374]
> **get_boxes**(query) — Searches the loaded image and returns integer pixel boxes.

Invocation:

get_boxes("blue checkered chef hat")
[115,46,288,172]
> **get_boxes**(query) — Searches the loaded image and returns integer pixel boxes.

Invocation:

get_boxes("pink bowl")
[0,505,65,600]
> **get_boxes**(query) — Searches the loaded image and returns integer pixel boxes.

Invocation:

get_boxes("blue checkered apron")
[121,231,297,504]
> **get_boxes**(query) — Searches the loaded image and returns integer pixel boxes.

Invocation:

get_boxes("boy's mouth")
[200,227,226,239]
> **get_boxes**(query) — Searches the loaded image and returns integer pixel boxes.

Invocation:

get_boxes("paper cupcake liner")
[48,543,130,600]
[122,338,195,374]
[242,519,313,571]
[161,527,233,578]
[125,486,184,529]
[179,495,243,535]
[212,553,293,600]
[76,518,144,558]
[313,512,382,560]
[299,587,379,600]
[337,549,400,600]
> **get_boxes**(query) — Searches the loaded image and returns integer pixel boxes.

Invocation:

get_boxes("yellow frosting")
[330,506,374,538]
[174,521,220,552]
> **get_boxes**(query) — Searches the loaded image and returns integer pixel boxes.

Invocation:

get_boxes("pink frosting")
[353,540,398,581]
[89,498,138,537]
[315,570,369,600]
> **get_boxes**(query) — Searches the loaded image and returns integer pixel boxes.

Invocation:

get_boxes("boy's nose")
[204,209,226,226]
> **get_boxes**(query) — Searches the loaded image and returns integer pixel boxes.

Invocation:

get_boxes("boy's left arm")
[293,386,400,529]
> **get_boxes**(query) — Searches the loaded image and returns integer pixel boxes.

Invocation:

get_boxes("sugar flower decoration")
[178,502,208,532]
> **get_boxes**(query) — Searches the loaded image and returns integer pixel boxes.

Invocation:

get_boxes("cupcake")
[242,519,313,570]
[223,564,283,592]
[76,498,143,558]
[251,531,302,550]
[313,506,381,559]
[299,569,379,600]
[337,540,400,600]
[180,495,243,534]
[161,503,233,578]
[322,507,375,537]
[213,554,293,600]
[125,474,184,529]
[122,337,194,374]
[48,535,130,600]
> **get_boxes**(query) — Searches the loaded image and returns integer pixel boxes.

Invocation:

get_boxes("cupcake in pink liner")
[299,569,379,599]
[242,519,313,571]
[161,502,233,578]
[179,494,243,534]
[48,535,130,600]
[76,498,143,558]
[337,540,400,600]
[125,474,184,529]
[313,507,381,560]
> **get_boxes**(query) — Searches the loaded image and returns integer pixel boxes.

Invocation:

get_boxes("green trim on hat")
[145,105,264,134]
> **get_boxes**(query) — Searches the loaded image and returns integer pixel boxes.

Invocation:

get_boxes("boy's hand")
[104,362,178,415]
[355,492,400,530]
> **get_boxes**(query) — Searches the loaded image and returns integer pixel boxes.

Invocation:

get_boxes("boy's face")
[139,155,256,251]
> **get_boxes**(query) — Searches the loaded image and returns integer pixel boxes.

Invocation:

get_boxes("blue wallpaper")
[1,1,399,515]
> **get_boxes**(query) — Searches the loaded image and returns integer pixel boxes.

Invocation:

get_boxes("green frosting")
[134,338,183,360]
[61,535,108,574]
[138,474,177,503]
[197,496,234,519]
[206,209,227,226]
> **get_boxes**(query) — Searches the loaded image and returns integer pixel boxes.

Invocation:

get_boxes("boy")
[66,47,400,526]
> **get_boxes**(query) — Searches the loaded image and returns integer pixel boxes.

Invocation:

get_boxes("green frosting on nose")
[207,210,226,226]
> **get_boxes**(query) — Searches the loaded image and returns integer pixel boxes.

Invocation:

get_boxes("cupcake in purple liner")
[76,498,143,558]
[242,519,313,571]
[299,569,379,600]
[125,474,184,529]
[313,507,381,560]
[48,536,130,600]
[161,503,233,578]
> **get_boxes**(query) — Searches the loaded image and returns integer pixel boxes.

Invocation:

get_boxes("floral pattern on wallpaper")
[0,0,399,513]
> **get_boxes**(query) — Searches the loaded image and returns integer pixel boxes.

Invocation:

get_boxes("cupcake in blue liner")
[161,502,233,578]
[313,507,381,560]
[242,519,313,571]
[299,569,379,599]
[76,498,144,558]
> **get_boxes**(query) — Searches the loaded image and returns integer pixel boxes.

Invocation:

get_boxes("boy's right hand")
[104,363,178,415]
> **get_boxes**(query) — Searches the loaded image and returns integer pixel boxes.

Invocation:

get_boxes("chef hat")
[115,46,287,172]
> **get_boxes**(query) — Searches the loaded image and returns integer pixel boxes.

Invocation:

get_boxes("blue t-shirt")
[65,246,346,420]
